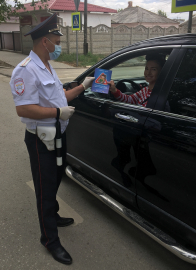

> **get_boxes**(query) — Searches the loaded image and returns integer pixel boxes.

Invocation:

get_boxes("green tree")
[117,8,124,12]
[157,10,167,18]
[0,0,48,23]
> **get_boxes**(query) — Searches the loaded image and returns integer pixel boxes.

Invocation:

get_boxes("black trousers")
[25,130,67,250]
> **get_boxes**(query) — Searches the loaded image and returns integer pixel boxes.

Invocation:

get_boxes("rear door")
[136,48,196,238]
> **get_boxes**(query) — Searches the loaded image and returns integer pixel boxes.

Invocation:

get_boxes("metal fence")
[0,32,21,51]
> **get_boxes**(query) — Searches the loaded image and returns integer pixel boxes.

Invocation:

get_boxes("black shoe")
[57,217,74,227]
[49,245,72,265]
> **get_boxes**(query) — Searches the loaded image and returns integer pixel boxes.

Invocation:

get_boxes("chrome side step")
[65,165,196,264]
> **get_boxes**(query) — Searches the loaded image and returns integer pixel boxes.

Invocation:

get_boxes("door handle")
[115,113,139,123]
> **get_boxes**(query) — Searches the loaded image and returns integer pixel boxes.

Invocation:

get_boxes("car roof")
[104,34,196,60]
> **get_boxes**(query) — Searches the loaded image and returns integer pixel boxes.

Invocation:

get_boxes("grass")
[56,52,107,67]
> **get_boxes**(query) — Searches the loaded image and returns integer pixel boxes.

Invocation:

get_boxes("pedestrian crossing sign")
[72,12,81,31]
[172,0,196,13]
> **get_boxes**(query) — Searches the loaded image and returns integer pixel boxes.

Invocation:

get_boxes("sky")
[88,0,191,21]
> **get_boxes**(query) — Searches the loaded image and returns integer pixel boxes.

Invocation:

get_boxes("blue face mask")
[46,38,61,60]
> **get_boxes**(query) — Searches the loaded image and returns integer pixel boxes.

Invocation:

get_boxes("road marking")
[26,180,83,226]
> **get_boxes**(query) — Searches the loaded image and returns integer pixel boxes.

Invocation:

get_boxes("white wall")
[59,12,111,27]
[20,11,52,26]
[0,23,20,32]
[87,13,111,27]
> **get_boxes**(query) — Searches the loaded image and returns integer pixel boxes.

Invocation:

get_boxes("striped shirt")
[113,86,152,107]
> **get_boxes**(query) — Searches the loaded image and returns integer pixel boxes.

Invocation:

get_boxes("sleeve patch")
[14,78,25,96]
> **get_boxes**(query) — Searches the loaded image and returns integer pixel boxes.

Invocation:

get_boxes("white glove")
[81,77,95,90]
[59,106,75,121]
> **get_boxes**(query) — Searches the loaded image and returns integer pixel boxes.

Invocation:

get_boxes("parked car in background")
[63,34,196,264]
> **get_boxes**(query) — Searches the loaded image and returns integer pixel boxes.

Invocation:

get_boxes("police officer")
[10,13,94,265]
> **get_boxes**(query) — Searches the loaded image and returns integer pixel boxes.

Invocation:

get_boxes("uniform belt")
[26,128,36,134]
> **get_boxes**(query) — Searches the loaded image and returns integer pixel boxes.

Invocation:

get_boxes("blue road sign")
[176,0,196,7]
[72,12,81,31]
[172,0,196,12]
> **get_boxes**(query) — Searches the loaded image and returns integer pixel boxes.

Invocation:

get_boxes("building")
[16,0,117,28]
[0,16,20,51]
[173,18,185,24]
[179,14,196,33]
[0,17,20,32]
[111,1,179,28]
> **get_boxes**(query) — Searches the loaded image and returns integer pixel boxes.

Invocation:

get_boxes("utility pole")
[188,11,193,33]
[74,0,80,66]
[84,0,88,55]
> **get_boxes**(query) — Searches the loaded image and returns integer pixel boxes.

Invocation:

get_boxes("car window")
[84,54,148,100]
[84,50,171,106]
[167,49,196,118]
[111,56,146,80]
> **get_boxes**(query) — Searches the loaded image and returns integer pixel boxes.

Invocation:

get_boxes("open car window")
[84,49,171,108]
[84,54,147,99]
[111,56,146,80]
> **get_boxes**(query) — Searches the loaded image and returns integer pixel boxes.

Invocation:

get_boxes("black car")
[63,34,196,264]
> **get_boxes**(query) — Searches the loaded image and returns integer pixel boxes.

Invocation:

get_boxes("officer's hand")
[108,80,117,93]
[81,77,95,90]
[59,106,75,121]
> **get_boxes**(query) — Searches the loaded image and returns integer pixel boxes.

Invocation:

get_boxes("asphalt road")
[51,68,87,84]
[1,74,196,270]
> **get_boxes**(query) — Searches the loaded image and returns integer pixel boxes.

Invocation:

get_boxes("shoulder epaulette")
[20,57,31,67]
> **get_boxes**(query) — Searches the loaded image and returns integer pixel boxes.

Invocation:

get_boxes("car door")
[136,48,196,245]
[66,47,178,207]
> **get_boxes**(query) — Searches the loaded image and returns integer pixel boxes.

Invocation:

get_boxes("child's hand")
[108,80,117,93]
